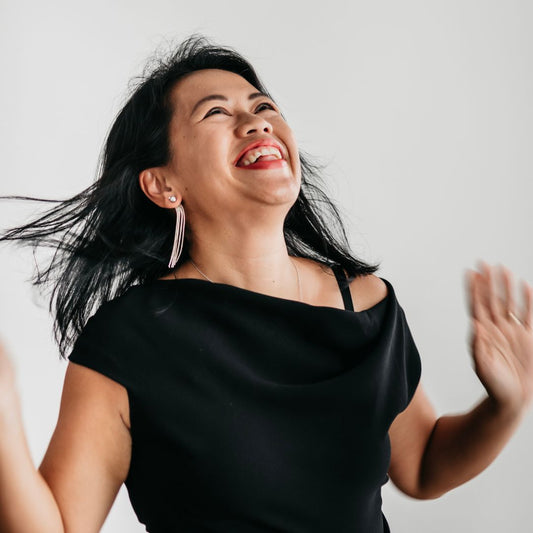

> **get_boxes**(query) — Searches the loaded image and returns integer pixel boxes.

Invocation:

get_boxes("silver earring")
[169,195,177,203]
[168,204,185,268]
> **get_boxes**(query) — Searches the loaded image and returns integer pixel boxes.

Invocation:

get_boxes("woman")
[0,34,532,532]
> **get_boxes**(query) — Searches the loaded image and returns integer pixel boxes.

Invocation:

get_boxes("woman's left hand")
[466,261,533,415]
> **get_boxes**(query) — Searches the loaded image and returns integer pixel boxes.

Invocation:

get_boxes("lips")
[234,139,285,167]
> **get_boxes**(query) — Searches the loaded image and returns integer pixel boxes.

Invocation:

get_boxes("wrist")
[485,394,527,423]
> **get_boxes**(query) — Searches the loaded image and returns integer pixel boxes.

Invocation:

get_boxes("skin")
[137,69,533,498]
[389,263,533,498]
[1,69,532,530]
[140,68,305,298]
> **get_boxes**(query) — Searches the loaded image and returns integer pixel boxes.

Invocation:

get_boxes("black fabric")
[331,264,354,312]
[68,270,421,532]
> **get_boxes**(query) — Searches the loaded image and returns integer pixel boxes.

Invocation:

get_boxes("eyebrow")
[190,91,268,118]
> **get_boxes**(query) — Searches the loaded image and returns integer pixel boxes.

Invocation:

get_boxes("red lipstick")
[234,139,285,167]
[237,159,287,170]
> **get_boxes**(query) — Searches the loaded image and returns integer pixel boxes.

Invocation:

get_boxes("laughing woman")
[0,35,532,533]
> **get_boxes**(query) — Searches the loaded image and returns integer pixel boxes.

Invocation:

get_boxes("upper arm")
[38,361,132,532]
[388,381,438,499]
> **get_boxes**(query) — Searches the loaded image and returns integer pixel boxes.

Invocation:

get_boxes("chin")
[260,182,301,207]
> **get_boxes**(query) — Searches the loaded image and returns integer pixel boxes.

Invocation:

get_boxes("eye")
[203,102,277,119]
[255,102,276,112]
[204,107,227,118]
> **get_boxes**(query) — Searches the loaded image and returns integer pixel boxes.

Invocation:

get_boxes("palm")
[466,262,533,412]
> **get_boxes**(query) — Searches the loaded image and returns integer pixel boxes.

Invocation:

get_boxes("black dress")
[68,265,421,532]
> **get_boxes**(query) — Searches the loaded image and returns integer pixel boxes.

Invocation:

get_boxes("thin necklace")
[189,257,302,302]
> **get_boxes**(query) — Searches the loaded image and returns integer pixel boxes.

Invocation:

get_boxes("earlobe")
[138,169,181,209]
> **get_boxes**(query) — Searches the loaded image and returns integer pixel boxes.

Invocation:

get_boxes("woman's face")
[162,68,301,225]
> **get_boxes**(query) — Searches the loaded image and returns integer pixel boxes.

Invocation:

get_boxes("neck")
[180,229,302,301]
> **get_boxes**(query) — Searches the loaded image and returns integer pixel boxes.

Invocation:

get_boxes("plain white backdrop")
[1,1,532,531]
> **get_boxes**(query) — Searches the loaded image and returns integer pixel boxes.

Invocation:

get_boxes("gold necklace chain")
[189,257,302,302]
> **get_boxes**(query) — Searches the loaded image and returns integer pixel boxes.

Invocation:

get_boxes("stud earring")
[169,195,177,203]
[168,203,185,269]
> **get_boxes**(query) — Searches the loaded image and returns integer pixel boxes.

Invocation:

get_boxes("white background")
[1,1,532,531]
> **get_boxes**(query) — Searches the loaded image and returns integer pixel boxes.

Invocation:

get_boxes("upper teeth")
[239,146,283,166]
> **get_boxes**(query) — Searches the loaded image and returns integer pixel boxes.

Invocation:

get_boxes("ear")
[138,168,182,209]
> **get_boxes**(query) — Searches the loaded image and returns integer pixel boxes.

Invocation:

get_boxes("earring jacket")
[168,195,185,268]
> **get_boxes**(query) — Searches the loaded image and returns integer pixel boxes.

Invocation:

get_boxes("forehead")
[170,69,258,111]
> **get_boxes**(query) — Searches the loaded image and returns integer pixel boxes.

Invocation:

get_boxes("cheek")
[275,120,297,145]
[196,135,232,167]
[185,144,230,179]
[282,129,299,159]
[174,134,211,170]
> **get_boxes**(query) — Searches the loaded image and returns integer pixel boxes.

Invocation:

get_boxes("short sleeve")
[67,300,131,389]
[377,278,422,419]
[395,300,422,411]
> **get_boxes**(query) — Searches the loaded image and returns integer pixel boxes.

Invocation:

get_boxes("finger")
[501,265,516,317]
[480,261,504,325]
[469,276,514,354]
[523,279,533,329]
[472,269,491,323]
[465,269,476,319]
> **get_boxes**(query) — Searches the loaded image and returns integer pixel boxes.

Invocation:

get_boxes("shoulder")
[72,283,162,353]
[348,273,389,312]
[294,258,389,311]
[84,283,161,327]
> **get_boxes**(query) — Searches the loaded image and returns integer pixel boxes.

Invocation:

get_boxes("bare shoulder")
[293,258,387,311]
[348,273,388,312]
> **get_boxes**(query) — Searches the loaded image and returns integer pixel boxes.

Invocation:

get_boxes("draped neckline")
[150,276,392,316]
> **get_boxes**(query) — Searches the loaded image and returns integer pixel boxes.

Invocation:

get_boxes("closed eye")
[255,102,277,112]
[204,101,277,118]
[204,107,227,117]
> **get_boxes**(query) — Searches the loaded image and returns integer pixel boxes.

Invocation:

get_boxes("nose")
[235,111,273,137]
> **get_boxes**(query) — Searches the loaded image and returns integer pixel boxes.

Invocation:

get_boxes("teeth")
[239,146,283,166]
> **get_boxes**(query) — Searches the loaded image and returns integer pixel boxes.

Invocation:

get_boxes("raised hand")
[0,342,19,417]
[466,261,533,415]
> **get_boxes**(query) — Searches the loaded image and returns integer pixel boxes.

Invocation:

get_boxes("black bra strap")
[330,264,354,312]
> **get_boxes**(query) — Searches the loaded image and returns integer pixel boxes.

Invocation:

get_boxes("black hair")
[0,33,380,358]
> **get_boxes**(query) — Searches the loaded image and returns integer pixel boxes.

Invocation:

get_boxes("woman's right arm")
[0,344,132,533]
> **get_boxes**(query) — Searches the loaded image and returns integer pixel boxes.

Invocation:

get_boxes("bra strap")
[330,264,354,312]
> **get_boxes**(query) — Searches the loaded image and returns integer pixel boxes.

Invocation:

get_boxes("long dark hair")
[0,34,379,358]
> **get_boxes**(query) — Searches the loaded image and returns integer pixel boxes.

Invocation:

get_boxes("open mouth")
[236,158,287,170]
[235,145,284,167]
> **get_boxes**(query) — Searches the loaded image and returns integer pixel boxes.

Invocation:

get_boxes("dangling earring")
[168,197,185,269]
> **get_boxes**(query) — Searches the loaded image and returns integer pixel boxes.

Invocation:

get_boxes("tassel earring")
[168,199,185,269]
